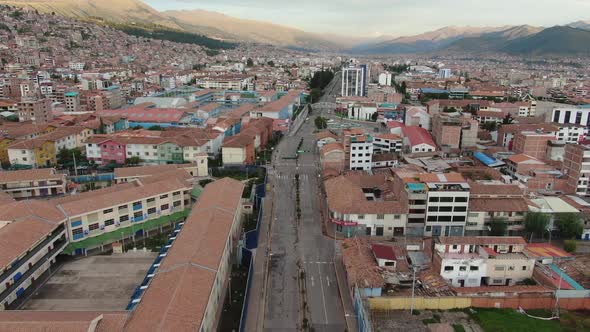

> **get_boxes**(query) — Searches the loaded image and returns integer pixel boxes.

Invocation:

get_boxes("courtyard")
[21,250,157,311]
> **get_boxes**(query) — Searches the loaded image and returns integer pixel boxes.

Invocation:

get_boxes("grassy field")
[471,308,590,332]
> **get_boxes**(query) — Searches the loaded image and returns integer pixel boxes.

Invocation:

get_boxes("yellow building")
[35,140,57,167]
[0,137,14,165]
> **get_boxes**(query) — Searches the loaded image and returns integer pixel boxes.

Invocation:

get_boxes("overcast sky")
[144,0,590,37]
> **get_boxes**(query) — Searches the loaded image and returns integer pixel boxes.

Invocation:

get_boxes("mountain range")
[1,0,590,55]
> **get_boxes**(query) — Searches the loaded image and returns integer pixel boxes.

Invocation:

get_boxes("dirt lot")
[21,250,156,311]
[371,309,483,332]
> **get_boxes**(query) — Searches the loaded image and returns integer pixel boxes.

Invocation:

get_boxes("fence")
[368,295,590,312]
[239,171,268,332]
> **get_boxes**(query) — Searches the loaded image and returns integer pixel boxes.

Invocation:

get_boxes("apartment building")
[431,113,478,150]
[17,98,52,124]
[64,91,81,113]
[0,168,66,199]
[513,131,556,160]
[563,143,590,196]
[497,123,558,150]
[466,181,528,236]
[7,138,56,167]
[349,134,374,171]
[422,173,470,237]
[325,174,406,237]
[341,64,367,97]
[433,237,535,288]
[373,133,402,154]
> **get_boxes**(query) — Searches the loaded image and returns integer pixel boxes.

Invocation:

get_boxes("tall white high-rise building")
[438,68,452,79]
[341,64,367,97]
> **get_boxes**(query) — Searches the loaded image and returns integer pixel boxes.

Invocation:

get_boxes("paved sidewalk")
[334,255,359,332]
[244,175,274,332]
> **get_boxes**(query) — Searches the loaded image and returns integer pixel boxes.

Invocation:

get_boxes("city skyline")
[144,0,590,37]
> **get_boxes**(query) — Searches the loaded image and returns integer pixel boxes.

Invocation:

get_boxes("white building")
[347,102,377,121]
[373,133,403,154]
[378,72,392,86]
[423,173,470,237]
[342,65,367,97]
[550,107,590,127]
[438,68,452,79]
[349,135,374,171]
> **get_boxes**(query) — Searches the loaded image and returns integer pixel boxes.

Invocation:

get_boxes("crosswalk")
[275,173,315,181]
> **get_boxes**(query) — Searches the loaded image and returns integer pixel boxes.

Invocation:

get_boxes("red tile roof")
[372,244,396,260]
[402,126,436,147]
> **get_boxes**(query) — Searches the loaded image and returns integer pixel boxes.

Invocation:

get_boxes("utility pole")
[410,265,417,315]
[72,151,78,177]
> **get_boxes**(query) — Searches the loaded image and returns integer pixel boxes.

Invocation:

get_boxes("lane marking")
[317,262,329,323]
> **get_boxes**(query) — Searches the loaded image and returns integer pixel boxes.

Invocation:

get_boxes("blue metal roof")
[474,151,498,166]
[421,88,449,94]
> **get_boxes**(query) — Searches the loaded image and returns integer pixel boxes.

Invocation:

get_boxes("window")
[459,266,466,271]
[508,266,515,271]
[89,223,100,231]
[147,198,156,203]
[357,214,365,220]
[454,206,467,212]
[425,226,432,231]
[105,219,115,227]
[72,227,83,235]
[452,245,458,250]
[439,206,453,212]
[453,216,466,222]
[377,214,384,220]
[147,207,157,215]
[439,216,452,222]
[470,266,479,271]
[394,215,401,220]
[103,208,113,214]
[494,266,505,271]
[160,194,168,199]
[444,266,454,272]
[120,215,129,222]
[427,216,437,222]
[118,205,127,211]
[455,197,468,203]
[134,211,143,218]
[522,266,527,271]
[173,191,180,196]
[428,206,438,212]
[440,197,453,203]
[161,204,169,211]
[133,201,142,208]
[173,200,181,207]
[429,197,439,202]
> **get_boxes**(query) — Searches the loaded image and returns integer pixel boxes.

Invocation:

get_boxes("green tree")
[556,213,583,239]
[148,125,164,131]
[371,112,379,122]
[125,156,142,166]
[246,58,254,67]
[56,148,87,168]
[503,113,514,124]
[314,117,328,130]
[482,121,498,132]
[525,212,550,242]
[267,60,275,67]
[489,218,508,236]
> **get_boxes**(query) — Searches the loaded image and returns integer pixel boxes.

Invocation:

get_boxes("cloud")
[144,0,590,36]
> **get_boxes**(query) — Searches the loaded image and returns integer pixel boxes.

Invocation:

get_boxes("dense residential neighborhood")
[0,1,590,332]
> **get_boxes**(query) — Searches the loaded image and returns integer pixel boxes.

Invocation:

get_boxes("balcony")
[0,238,67,303]
[0,224,65,283]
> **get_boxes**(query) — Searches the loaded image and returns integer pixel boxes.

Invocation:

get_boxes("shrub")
[564,240,577,253]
